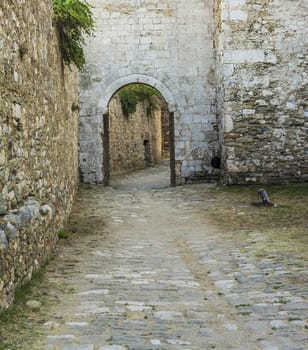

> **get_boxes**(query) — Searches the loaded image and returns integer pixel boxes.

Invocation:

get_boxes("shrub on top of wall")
[53,0,94,70]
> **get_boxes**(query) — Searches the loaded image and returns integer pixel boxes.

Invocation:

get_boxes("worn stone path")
[40,165,307,350]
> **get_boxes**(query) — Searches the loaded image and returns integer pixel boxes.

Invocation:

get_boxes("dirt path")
[1,164,307,350]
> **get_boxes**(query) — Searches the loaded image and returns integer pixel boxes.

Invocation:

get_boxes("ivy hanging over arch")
[118,84,162,117]
[53,0,94,70]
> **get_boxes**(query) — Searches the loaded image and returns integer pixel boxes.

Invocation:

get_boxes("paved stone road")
[42,165,307,350]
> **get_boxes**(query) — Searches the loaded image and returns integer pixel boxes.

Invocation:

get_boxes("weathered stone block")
[6,223,18,240]
[0,230,8,250]
[0,201,7,215]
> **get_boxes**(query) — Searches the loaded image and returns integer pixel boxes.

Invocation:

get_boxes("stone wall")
[109,95,164,176]
[161,103,170,159]
[0,0,79,310]
[79,0,307,185]
[80,0,219,184]
[216,0,308,184]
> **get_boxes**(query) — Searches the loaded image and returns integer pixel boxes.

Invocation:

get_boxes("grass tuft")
[58,229,69,239]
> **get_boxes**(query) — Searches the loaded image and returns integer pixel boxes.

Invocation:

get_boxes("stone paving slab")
[38,168,308,350]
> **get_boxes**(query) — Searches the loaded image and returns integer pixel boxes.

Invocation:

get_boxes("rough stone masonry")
[79,0,219,184]
[80,0,307,185]
[216,0,308,184]
[0,0,79,310]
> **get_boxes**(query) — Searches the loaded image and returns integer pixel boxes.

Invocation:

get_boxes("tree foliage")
[118,84,162,116]
[53,0,94,70]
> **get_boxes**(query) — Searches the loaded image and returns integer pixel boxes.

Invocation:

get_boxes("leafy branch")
[53,0,94,70]
[118,84,162,116]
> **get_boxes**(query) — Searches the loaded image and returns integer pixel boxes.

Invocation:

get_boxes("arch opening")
[98,74,178,115]
[102,81,176,188]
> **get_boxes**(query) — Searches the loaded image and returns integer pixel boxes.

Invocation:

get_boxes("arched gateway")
[79,0,219,185]
[98,74,177,114]
[79,0,307,185]
[101,75,177,187]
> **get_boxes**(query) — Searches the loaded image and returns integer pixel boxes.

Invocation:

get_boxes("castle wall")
[79,0,219,184]
[0,0,79,310]
[217,0,308,184]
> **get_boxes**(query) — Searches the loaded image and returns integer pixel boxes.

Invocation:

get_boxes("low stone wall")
[216,0,308,184]
[0,0,79,310]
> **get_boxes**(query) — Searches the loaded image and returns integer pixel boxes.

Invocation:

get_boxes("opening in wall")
[103,83,176,188]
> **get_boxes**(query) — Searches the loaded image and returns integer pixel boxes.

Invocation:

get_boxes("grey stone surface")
[0,201,7,215]
[215,0,307,184]
[26,300,42,310]
[80,0,307,185]
[5,222,18,239]
[80,0,219,184]
[4,213,22,227]
[38,165,307,350]
[0,230,8,250]
[62,346,94,350]
[40,204,54,217]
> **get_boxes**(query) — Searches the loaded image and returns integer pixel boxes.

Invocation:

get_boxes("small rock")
[154,311,183,320]
[224,323,238,331]
[270,320,287,329]
[26,300,41,310]
[40,204,53,217]
[0,201,7,215]
[65,321,89,327]
[98,346,127,350]
[6,222,18,239]
[4,213,21,227]
[0,230,8,249]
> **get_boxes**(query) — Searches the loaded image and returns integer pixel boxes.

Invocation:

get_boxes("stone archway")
[100,76,177,187]
[98,74,178,114]
[79,0,220,185]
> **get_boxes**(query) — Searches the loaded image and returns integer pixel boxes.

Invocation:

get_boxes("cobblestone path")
[42,166,307,350]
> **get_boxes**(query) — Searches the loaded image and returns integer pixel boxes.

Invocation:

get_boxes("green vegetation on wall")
[118,84,162,116]
[53,0,94,70]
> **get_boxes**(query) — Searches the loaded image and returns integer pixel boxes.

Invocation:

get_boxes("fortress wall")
[217,0,308,184]
[80,0,219,184]
[0,0,79,310]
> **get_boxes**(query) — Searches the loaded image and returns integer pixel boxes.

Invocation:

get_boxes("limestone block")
[0,149,6,166]
[0,199,7,215]
[6,223,18,240]
[0,230,8,250]
[40,204,54,219]
[224,50,265,64]
[224,115,234,133]
[4,214,22,227]
[230,10,247,21]
[229,0,246,7]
